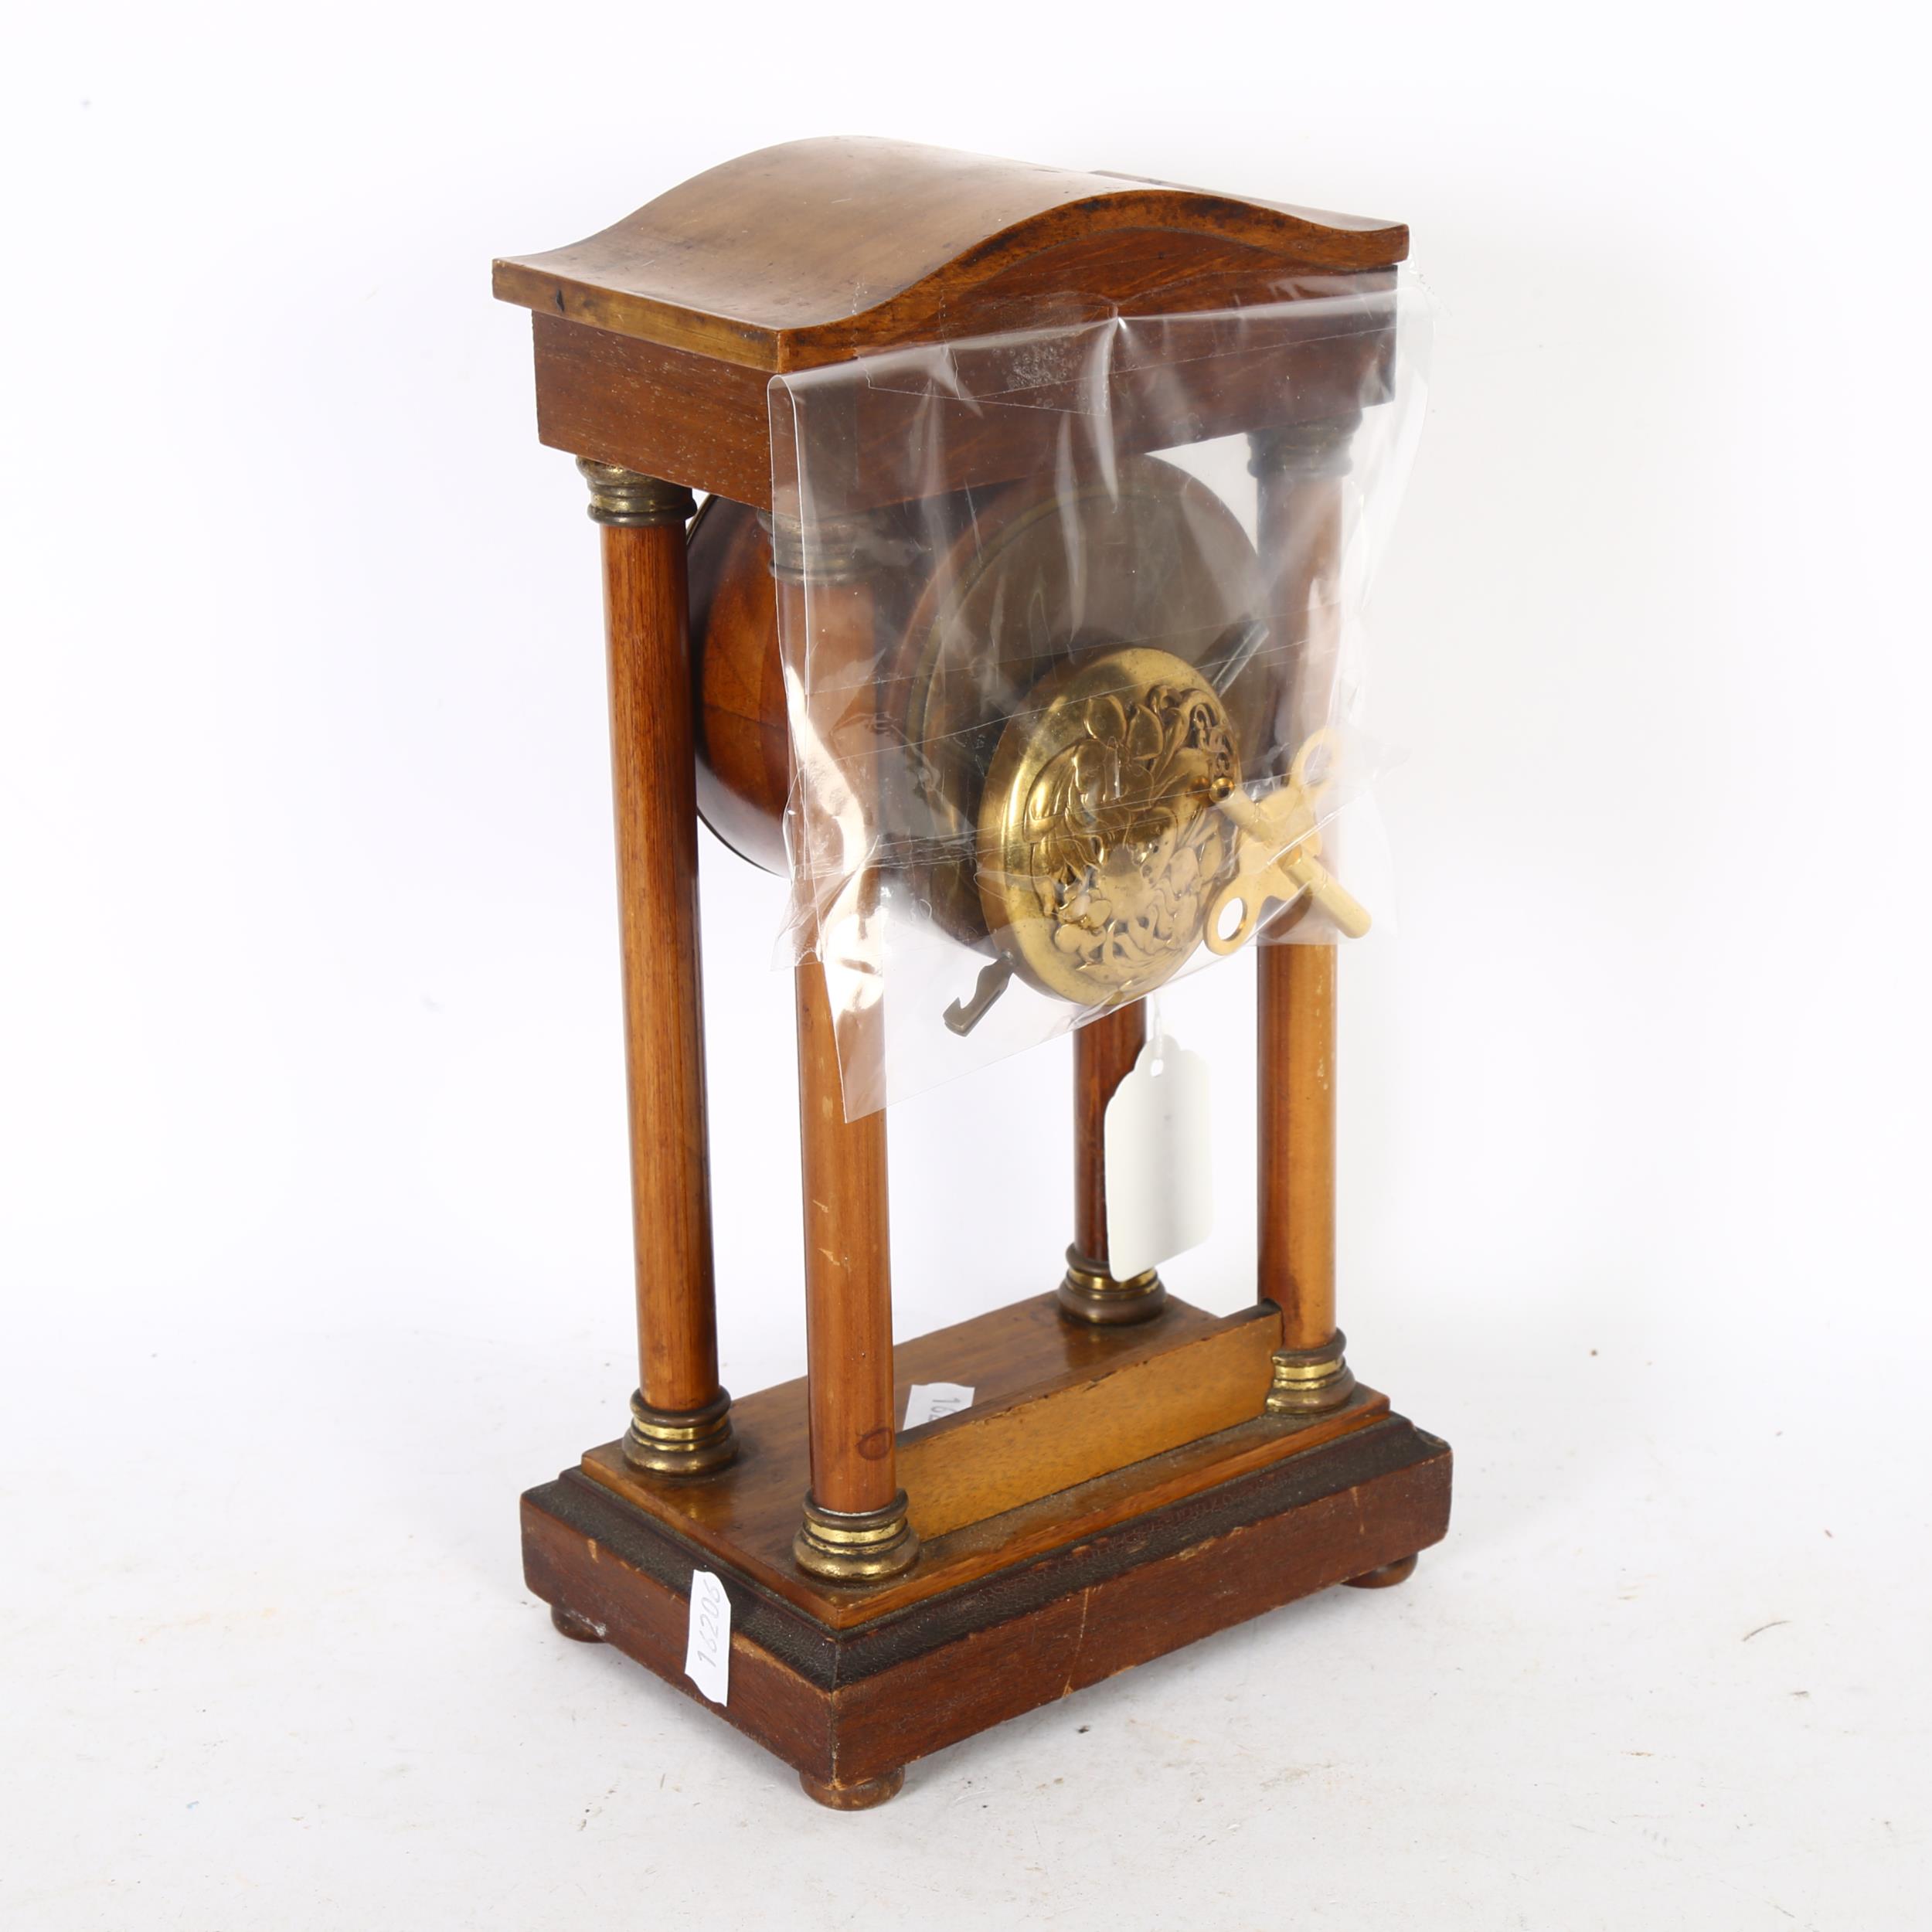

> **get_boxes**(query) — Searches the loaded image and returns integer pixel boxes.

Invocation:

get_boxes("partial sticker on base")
[903,1382,975,1429]
[1104,1031,1213,1279]
[684,1569,730,1706]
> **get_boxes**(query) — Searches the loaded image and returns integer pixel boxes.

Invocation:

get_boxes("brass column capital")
[760,509,886,586]
[1247,414,1362,481]
[577,457,697,528]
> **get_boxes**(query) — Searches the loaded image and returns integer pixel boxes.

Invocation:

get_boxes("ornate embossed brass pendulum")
[495,137,1449,1812]
[976,648,1241,1005]
[975,651,1372,1009]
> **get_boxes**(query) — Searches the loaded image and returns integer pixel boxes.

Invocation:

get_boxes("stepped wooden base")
[521,1292,1450,1803]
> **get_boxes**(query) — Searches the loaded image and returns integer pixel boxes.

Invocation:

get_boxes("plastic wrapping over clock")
[765,276,1430,1117]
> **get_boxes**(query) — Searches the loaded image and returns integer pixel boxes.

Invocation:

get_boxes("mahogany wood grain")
[530,303,1393,512]
[523,1410,1452,1795]
[524,1488,837,1776]
[795,957,898,1516]
[891,1290,1230,1416]
[599,519,722,1414]
[578,1289,1389,1629]
[528,315,770,507]
[1259,944,1338,1348]
[898,1301,1278,1536]
[496,138,1406,372]
[582,1292,1236,1607]
[819,1420,1447,1787]
[1073,1002,1147,1269]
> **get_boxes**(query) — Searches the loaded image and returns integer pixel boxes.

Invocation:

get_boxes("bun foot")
[549,1601,606,1642]
[799,1767,905,1810]
[1343,1553,1418,1590]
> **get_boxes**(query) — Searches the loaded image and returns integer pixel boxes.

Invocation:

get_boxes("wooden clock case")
[493,138,1450,1809]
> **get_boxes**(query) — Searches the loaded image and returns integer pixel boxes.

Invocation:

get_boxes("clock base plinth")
[520,1299,1449,1804]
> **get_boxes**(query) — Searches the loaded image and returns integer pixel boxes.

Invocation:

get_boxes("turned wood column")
[792,958,918,1578]
[1250,420,1362,1416]
[580,459,735,1476]
[1258,945,1341,1348]
[772,517,920,1583]
[1058,1001,1166,1325]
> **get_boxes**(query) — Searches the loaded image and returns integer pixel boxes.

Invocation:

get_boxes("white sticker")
[1104,1032,1213,1279]
[684,1569,730,1706]
[903,1382,975,1429]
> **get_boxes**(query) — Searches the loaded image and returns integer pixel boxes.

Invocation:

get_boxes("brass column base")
[792,1492,921,1583]
[1264,1330,1357,1418]
[1056,1247,1168,1327]
[622,1389,737,1477]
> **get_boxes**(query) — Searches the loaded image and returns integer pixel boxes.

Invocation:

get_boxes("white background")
[3,5,1926,1927]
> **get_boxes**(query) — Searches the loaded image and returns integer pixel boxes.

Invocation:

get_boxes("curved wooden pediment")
[494,137,1406,372]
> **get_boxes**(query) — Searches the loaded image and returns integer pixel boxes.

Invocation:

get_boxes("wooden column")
[1258,944,1337,1349]
[791,958,919,1578]
[581,459,735,1476]
[774,518,920,1583]
[1058,1001,1167,1325]
[1250,420,1361,1415]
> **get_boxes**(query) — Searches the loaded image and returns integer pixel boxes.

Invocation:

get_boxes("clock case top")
[493,136,1408,510]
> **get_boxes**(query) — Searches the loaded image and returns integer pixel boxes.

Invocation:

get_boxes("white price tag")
[683,1569,730,1706]
[1104,1031,1213,1280]
[903,1382,975,1429]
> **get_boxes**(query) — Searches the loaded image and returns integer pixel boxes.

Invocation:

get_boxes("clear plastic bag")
[767,277,1429,1117]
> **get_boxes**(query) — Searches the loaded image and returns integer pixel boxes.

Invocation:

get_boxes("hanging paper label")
[903,1382,975,1429]
[684,1570,730,1706]
[1104,1032,1213,1279]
